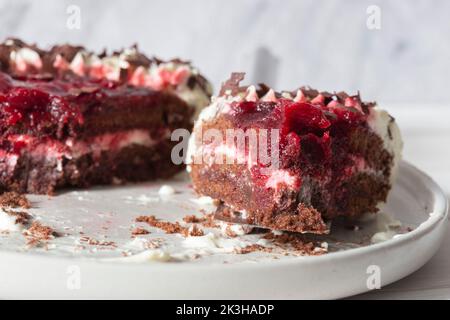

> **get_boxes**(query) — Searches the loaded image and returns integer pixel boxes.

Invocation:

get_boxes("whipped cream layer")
[0,129,169,173]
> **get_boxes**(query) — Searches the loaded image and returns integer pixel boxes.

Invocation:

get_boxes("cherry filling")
[0,73,89,134]
[0,71,157,139]
[229,98,368,186]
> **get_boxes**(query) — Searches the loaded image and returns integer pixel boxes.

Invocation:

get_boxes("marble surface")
[1,0,450,104]
[0,0,449,299]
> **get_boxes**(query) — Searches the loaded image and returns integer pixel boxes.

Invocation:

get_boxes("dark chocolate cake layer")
[1,141,179,194]
[187,73,403,233]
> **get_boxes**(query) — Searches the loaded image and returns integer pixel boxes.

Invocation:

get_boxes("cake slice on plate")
[0,39,212,194]
[187,73,402,233]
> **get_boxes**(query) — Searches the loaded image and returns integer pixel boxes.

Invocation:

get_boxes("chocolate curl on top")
[218,72,376,114]
[219,72,247,96]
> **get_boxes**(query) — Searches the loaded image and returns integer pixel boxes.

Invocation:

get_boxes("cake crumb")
[136,215,205,237]
[183,224,204,237]
[199,213,219,228]
[79,236,116,247]
[131,227,150,236]
[183,215,206,223]
[0,192,31,209]
[23,221,58,247]
[4,210,31,225]
[136,215,186,234]
[263,232,325,256]
[236,244,272,254]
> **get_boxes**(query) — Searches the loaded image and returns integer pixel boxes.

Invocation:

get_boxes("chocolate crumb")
[23,221,58,247]
[136,215,205,237]
[263,232,325,256]
[183,215,206,223]
[136,215,187,234]
[199,213,219,228]
[79,236,116,247]
[236,244,272,254]
[182,224,204,237]
[0,192,31,209]
[131,227,150,236]
[4,209,31,225]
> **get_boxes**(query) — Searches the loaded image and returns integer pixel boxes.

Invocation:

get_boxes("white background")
[1,0,449,103]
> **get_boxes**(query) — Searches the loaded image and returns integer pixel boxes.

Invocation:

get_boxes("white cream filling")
[2,129,167,171]
[370,211,403,243]
[186,95,240,169]
[9,48,42,72]
[158,185,176,196]
[189,196,215,206]
[368,107,403,185]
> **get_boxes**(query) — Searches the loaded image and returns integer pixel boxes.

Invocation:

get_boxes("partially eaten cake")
[0,39,212,194]
[187,73,402,233]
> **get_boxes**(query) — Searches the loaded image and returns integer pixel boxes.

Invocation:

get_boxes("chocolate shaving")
[220,72,376,113]
[299,86,320,99]
[49,44,84,62]
[256,83,271,97]
[335,91,349,101]
[123,45,152,68]
[387,116,395,139]
[219,72,246,96]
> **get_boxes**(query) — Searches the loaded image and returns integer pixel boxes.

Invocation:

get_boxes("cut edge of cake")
[187,73,403,233]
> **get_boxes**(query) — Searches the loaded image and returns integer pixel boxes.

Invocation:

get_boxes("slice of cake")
[0,39,212,194]
[187,73,402,233]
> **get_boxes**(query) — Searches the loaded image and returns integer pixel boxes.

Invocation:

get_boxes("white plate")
[0,161,447,299]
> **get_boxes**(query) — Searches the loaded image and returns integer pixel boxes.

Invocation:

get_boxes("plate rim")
[0,160,447,272]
